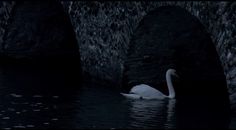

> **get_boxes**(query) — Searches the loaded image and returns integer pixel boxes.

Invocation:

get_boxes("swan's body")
[121,69,177,100]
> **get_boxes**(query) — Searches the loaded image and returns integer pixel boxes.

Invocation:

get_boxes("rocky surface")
[61,1,236,103]
[0,1,15,50]
[2,1,79,60]
[0,1,235,103]
[0,1,81,87]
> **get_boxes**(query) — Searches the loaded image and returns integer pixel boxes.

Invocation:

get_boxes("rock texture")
[61,1,236,104]
[0,1,15,49]
[0,1,235,103]
[2,1,79,60]
[0,1,81,87]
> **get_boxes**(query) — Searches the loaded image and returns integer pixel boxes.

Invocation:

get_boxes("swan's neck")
[166,69,176,98]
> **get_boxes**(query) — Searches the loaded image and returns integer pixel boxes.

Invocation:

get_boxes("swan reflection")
[128,99,176,129]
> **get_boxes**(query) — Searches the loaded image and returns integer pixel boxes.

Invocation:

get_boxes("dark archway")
[123,6,230,128]
[0,1,81,90]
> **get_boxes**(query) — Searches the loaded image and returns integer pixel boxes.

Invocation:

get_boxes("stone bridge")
[0,1,235,104]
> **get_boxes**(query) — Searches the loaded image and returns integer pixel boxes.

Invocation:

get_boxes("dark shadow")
[122,6,230,129]
[0,1,82,128]
[0,1,82,89]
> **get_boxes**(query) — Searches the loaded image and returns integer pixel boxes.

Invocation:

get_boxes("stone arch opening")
[123,6,228,100]
[122,5,230,128]
[0,1,81,90]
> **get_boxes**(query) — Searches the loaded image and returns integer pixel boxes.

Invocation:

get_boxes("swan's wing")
[131,84,161,95]
[130,84,167,99]
[120,93,142,99]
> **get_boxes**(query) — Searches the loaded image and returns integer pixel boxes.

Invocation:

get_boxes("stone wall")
[2,1,79,59]
[0,1,236,103]
[61,1,236,93]
[0,1,15,50]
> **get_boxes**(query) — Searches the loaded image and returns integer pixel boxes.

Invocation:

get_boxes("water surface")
[0,64,234,129]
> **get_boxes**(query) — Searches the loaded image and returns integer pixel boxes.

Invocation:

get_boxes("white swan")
[121,69,178,100]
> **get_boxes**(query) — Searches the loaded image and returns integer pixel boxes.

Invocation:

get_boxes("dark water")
[0,64,234,129]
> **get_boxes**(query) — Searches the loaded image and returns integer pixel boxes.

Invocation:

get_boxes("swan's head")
[167,69,178,78]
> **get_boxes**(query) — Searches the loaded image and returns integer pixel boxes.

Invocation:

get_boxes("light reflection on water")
[74,85,176,129]
[128,99,176,129]
[0,64,234,129]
